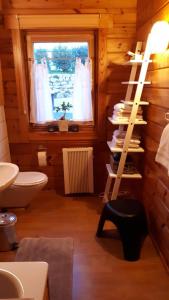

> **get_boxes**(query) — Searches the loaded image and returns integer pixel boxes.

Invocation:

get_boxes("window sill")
[28,123,98,141]
[30,120,94,128]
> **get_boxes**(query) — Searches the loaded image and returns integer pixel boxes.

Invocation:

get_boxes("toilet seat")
[13,172,48,187]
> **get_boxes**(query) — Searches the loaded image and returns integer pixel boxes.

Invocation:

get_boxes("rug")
[15,237,74,300]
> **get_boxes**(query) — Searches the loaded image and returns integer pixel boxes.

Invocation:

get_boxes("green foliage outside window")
[34,44,88,74]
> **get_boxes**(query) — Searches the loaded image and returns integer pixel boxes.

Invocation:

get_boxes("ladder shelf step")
[108,117,147,125]
[120,100,149,105]
[121,81,151,85]
[107,141,144,153]
[106,164,142,179]
[126,59,152,65]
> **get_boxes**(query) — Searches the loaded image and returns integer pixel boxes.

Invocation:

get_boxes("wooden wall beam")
[2,8,135,16]
[11,29,29,141]
[5,14,101,29]
[20,14,100,29]
[4,12,137,29]
[0,60,4,105]
[4,13,136,29]
[2,0,136,10]
[96,28,108,140]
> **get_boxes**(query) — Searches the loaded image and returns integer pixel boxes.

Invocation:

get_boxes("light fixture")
[149,21,169,53]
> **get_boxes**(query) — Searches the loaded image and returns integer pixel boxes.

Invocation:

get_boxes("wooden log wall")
[0,0,136,193]
[137,0,169,270]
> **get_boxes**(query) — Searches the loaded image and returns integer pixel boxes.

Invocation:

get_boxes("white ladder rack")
[104,39,152,202]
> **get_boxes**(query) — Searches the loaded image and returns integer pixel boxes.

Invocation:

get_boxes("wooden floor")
[0,190,169,300]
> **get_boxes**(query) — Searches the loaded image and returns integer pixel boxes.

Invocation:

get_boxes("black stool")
[96,198,148,261]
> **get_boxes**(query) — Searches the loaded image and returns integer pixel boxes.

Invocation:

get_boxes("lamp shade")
[149,21,169,53]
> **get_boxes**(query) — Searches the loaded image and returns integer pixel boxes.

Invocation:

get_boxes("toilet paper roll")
[37,151,47,167]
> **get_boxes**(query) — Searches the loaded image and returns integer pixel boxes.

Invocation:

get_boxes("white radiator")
[62,147,94,194]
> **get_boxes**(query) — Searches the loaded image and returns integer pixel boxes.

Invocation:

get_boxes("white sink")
[0,262,48,300]
[0,268,24,298]
[0,162,19,192]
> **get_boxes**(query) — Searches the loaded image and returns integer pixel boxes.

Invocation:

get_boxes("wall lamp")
[148,21,169,54]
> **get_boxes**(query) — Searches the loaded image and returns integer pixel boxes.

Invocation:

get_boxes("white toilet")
[0,172,48,208]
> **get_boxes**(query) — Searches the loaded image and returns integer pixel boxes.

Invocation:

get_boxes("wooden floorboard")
[0,190,168,300]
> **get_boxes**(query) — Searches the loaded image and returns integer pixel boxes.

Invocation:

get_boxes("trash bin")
[0,213,17,251]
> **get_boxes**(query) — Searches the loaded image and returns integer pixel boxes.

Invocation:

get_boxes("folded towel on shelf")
[112,116,129,123]
[112,136,140,145]
[111,129,141,149]
[113,110,143,117]
[155,123,169,175]
[112,115,130,122]
[112,114,143,122]
[113,103,142,113]
[113,112,131,118]
[112,136,140,148]
[113,129,140,141]
[114,107,132,114]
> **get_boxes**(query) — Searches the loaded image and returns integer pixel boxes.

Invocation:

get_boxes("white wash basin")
[0,162,19,191]
[0,262,48,300]
[0,268,24,298]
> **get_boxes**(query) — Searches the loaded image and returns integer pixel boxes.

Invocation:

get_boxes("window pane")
[33,42,89,120]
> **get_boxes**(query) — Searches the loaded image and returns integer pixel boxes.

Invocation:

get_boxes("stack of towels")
[111,129,141,149]
[112,103,143,122]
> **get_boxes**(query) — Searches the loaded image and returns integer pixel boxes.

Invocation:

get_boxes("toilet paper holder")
[37,145,47,151]
[165,112,169,122]
[37,145,47,167]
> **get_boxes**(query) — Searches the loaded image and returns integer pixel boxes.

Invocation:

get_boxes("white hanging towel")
[155,123,169,175]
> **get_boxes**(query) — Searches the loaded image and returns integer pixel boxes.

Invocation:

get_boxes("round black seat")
[96,198,148,261]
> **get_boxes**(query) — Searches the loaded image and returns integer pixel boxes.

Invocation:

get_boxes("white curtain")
[30,59,53,123]
[72,58,93,121]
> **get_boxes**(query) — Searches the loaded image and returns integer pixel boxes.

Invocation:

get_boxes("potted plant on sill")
[55,101,73,132]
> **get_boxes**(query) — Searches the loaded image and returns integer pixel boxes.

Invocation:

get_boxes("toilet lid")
[13,172,48,186]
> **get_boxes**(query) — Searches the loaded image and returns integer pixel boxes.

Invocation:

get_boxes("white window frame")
[27,31,95,125]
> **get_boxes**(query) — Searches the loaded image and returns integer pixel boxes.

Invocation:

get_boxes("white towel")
[155,123,169,175]
[113,103,142,113]
[113,129,140,141]
[112,115,143,122]
[112,136,140,148]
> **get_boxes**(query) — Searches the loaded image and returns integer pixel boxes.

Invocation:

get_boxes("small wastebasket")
[0,213,17,251]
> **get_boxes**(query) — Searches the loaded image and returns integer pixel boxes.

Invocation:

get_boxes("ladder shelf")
[104,40,152,202]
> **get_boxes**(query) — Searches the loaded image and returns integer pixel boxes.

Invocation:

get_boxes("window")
[27,32,95,124]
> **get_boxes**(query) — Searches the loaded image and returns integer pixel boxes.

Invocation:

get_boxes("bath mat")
[15,237,74,300]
